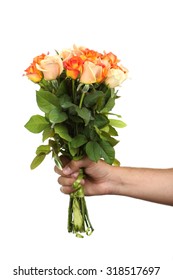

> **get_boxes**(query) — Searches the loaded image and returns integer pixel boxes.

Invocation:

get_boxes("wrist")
[107,165,128,195]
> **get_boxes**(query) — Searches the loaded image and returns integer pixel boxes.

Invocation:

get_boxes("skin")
[54,157,173,206]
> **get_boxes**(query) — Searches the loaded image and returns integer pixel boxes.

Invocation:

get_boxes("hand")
[54,157,173,205]
[54,156,121,196]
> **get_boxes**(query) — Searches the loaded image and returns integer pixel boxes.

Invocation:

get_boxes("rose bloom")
[80,48,102,63]
[60,49,73,61]
[102,52,120,68]
[80,61,107,84]
[24,62,43,83]
[37,55,63,80]
[73,45,86,56]
[60,45,84,61]
[105,68,128,88]
[63,56,84,79]
[33,53,47,64]
[24,53,47,82]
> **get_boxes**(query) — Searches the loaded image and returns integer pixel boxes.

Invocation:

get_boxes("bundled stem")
[67,169,94,238]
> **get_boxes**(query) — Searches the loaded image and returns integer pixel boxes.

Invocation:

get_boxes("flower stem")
[72,79,75,103]
[79,91,85,108]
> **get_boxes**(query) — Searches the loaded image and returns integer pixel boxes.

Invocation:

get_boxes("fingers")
[58,172,85,191]
[58,174,76,194]
[58,176,85,194]
[54,156,93,176]
[60,186,74,194]
[58,174,77,186]
[62,157,92,175]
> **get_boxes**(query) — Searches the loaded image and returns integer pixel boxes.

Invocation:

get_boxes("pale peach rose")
[60,45,85,61]
[60,49,73,61]
[72,44,85,56]
[36,55,63,80]
[80,61,105,84]
[105,68,128,88]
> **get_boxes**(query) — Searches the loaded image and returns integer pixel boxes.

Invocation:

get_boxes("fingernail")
[63,166,72,175]
[81,179,85,185]
[60,187,64,193]
[71,172,79,178]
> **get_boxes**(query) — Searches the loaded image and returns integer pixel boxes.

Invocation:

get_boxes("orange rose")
[37,55,63,80]
[63,56,84,79]
[24,62,43,83]
[33,53,47,64]
[24,53,47,82]
[102,52,120,68]
[80,48,102,63]
[80,61,107,84]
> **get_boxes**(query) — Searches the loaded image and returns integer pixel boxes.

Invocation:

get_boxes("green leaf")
[114,113,122,118]
[100,125,109,133]
[96,95,106,112]
[109,119,127,128]
[30,154,46,169]
[83,126,99,141]
[107,112,122,117]
[54,124,72,141]
[113,158,120,166]
[59,94,73,109]
[76,107,91,126]
[84,90,104,107]
[69,114,83,124]
[85,141,101,162]
[68,143,78,157]
[93,114,109,128]
[71,134,88,148]
[99,140,115,164]
[85,140,115,164]
[49,108,68,123]
[56,79,68,96]
[94,126,119,147]
[24,115,49,133]
[108,125,118,136]
[36,89,60,113]
[42,126,54,141]
[100,97,115,113]
[36,145,50,155]
[99,131,119,147]
[110,88,117,98]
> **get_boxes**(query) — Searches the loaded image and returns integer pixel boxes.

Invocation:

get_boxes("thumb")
[62,157,92,175]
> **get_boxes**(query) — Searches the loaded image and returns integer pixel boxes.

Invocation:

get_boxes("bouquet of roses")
[24,45,127,237]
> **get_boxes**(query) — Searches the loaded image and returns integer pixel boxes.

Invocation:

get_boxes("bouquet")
[24,45,128,237]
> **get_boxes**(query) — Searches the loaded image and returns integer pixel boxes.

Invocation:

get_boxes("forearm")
[110,166,173,206]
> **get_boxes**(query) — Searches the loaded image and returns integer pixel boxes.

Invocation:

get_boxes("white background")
[0,0,173,279]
